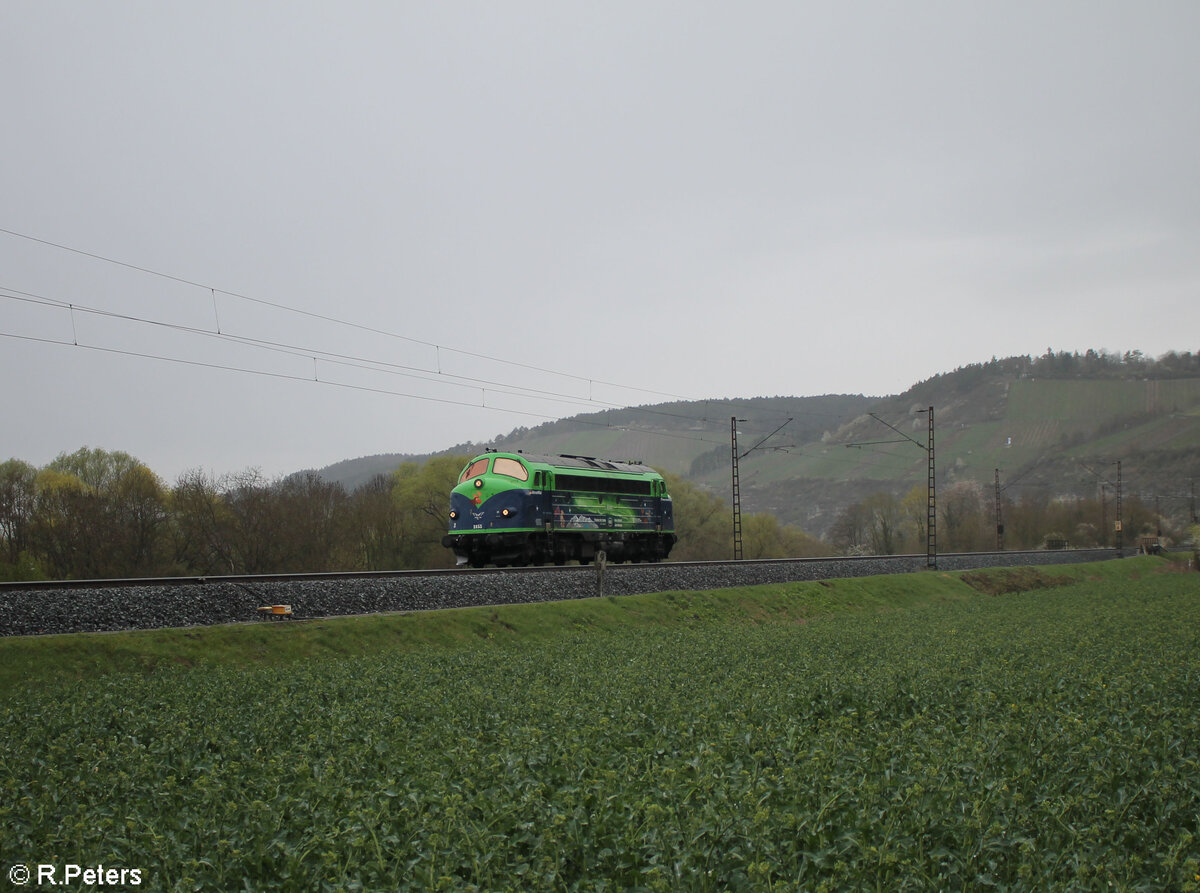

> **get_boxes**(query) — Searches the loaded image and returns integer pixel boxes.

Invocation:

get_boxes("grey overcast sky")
[2,2,1198,482]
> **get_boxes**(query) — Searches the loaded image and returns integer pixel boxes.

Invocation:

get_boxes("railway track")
[0,549,1120,637]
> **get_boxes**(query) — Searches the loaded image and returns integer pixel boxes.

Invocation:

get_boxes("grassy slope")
[0,556,1176,697]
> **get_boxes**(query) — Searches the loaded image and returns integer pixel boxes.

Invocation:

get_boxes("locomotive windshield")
[492,457,529,481]
[459,458,490,483]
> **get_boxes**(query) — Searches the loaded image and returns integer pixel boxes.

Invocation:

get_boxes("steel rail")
[0,549,1119,592]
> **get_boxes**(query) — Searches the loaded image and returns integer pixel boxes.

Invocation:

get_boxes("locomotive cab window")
[493,457,529,482]
[459,458,490,483]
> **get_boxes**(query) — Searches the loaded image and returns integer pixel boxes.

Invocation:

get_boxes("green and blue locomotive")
[442,451,676,567]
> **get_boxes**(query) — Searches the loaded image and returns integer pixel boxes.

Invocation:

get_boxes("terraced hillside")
[313,355,1200,539]
[700,375,1200,535]
[493,370,1200,538]
[494,394,876,478]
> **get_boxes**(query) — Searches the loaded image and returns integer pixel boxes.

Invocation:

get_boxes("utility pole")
[926,407,936,568]
[1115,459,1124,554]
[994,468,1004,550]
[730,416,792,561]
[843,406,936,568]
[731,417,744,561]
[1100,483,1108,546]
[1082,459,1124,551]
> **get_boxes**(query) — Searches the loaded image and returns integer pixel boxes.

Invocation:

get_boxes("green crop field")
[2,562,1198,891]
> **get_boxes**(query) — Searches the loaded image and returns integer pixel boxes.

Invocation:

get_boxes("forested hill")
[719,351,1200,537]
[312,349,1200,536]
[307,393,878,488]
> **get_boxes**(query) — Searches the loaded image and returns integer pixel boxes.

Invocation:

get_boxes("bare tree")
[170,469,236,574]
[0,459,37,576]
[349,473,406,570]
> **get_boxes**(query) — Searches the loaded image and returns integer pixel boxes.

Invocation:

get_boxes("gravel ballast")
[0,549,1119,637]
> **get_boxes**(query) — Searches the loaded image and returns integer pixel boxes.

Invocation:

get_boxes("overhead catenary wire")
[0,226,692,402]
[0,286,662,411]
[1,285,778,444]
[1,328,900,471]
[0,328,728,448]
[996,459,1051,492]
[0,227,862,430]
[0,226,859,447]
[738,418,793,459]
[0,281,831,435]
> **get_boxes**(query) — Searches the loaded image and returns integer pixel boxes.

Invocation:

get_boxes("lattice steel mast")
[925,407,936,569]
[731,417,744,561]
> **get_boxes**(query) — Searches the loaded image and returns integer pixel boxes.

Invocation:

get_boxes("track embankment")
[0,549,1118,637]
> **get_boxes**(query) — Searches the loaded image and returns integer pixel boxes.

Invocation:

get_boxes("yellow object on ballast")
[257,605,293,616]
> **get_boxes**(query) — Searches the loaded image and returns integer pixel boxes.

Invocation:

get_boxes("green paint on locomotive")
[444,452,676,566]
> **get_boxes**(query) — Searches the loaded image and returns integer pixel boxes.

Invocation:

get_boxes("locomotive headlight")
[474,479,484,489]
[501,508,512,517]
[449,510,458,520]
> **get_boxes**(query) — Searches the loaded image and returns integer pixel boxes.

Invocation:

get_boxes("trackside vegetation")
[2,558,1198,890]
[0,449,827,580]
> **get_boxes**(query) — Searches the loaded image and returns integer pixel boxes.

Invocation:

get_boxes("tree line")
[920,349,1200,393]
[2,447,1188,582]
[828,480,1182,556]
[0,449,460,580]
[0,448,830,581]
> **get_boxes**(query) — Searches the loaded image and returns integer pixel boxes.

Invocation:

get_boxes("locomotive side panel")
[442,452,676,567]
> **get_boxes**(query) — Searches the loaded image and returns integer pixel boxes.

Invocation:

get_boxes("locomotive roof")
[485,451,658,475]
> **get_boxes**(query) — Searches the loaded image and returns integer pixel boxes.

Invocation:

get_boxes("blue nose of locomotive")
[448,491,481,531]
